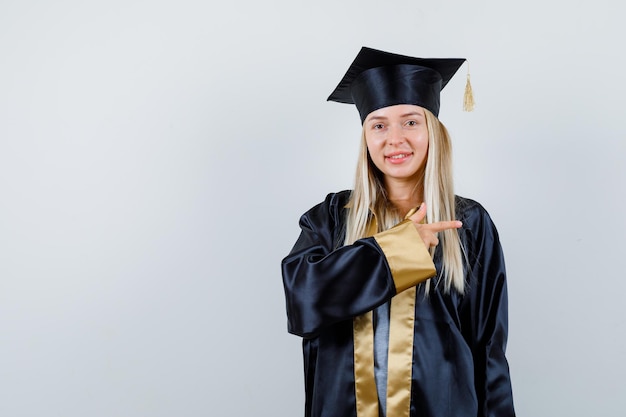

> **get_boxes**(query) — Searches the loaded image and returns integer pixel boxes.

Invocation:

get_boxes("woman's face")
[364,104,429,185]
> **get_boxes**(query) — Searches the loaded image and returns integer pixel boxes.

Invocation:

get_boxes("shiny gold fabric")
[373,220,435,292]
[386,287,416,417]
[353,312,379,417]
[353,216,434,417]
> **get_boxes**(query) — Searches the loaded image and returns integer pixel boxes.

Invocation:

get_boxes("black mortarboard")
[327,47,467,123]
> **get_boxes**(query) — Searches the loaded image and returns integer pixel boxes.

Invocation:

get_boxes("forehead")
[365,104,425,122]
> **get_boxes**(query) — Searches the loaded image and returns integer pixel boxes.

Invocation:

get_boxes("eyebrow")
[400,111,425,119]
[366,111,425,123]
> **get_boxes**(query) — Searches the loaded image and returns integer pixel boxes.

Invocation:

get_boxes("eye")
[372,123,384,130]
[405,120,418,127]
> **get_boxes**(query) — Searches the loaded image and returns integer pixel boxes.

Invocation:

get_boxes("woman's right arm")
[281,193,436,338]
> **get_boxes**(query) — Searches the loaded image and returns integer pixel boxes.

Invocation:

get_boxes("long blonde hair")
[343,109,465,293]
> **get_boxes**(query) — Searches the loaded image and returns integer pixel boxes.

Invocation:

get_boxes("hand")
[408,203,462,248]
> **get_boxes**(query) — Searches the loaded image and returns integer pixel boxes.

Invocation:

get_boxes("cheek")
[366,146,385,166]
[365,138,381,158]
[415,134,429,153]
[365,146,385,172]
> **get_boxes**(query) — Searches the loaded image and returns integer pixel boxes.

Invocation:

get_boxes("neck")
[384,177,423,217]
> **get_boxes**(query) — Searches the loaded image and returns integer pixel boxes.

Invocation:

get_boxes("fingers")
[408,202,427,223]
[424,234,439,248]
[408,203,463,232]
[426,220,463,233]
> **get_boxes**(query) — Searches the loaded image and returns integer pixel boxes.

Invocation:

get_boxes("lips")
[385,152,413,164]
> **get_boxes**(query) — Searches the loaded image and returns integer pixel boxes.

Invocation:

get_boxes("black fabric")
[281,191,515,417]
[327,47,465,122]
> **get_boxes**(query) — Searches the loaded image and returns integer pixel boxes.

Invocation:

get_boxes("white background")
[1,1,625,416]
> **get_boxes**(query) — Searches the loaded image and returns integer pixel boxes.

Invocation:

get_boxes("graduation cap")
[327,47,473,123]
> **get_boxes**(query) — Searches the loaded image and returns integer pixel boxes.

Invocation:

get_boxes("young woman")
[282,47,515,417]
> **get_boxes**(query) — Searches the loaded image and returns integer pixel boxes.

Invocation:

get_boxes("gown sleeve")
[458,200,515,417]
[282,192,436,338]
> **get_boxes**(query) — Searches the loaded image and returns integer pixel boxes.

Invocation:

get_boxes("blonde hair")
[343,109,465,293]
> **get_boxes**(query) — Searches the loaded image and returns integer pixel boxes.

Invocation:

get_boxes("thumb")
[408,202,427,223]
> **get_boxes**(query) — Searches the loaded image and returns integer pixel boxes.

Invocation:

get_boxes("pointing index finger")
[425,220,463,233]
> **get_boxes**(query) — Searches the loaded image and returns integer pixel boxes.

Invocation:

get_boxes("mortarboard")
[327,47,470,123]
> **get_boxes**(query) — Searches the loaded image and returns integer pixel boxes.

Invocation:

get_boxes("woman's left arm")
[459,203,516,417]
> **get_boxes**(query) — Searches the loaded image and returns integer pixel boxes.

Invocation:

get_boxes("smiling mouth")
[387,153,412,159]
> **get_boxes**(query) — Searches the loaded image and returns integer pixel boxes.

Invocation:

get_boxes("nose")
[386,124,405,146]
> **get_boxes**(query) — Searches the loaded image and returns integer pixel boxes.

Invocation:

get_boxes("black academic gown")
[282,191,515,417]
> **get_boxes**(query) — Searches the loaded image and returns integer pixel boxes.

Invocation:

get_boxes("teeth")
[389,154,409,159]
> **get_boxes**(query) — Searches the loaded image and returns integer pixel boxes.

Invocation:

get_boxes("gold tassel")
[463,65,475,112]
